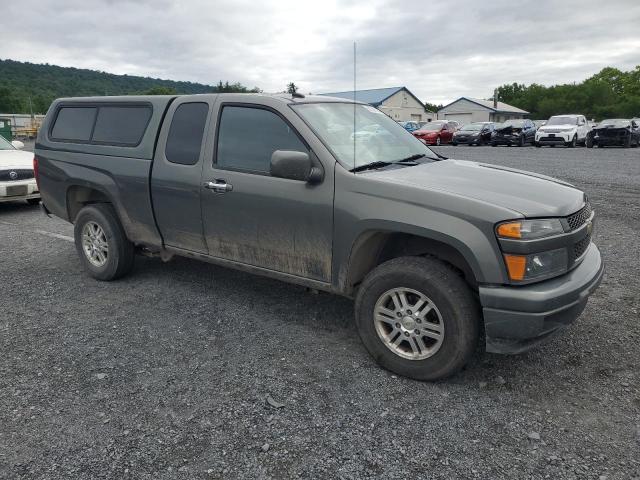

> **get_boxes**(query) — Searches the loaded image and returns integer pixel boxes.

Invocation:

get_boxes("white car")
[535,114,589,147]
[0,136,40,204]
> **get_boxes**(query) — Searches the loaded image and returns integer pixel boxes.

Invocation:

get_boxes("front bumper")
[453,136,480,144]
[492,135,520,145]
[479,244,604,354]
[591,136,627,146]
[0,180,39,203]
[536,131,572,145]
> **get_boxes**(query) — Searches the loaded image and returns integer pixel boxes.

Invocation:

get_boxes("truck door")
[150,96,216,253]
[200,99,334,282]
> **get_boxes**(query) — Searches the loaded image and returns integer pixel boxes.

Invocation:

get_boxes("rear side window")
[216,106,307,173]
[92,106,152,145]
[165,103,209,165]
[50,104,152,146]
[51,107,97,142]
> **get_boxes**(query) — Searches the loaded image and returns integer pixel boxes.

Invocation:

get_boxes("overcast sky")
[2,0,640,104]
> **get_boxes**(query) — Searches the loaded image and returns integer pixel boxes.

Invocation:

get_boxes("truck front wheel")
[73,204,135,281]
[354,256,479,381]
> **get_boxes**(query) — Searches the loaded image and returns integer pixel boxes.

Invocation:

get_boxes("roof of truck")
[53,93,365,105]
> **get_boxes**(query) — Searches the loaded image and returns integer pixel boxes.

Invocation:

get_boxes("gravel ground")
[1,145,639,479]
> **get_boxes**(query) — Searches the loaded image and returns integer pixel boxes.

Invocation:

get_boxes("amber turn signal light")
[503,254,526,281]
[497,222,522,239]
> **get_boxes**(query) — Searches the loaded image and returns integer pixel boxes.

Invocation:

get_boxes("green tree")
[143,86,177,95]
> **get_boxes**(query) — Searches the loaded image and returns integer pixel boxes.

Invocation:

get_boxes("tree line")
[495,66,640,121]
[0,59,261,114]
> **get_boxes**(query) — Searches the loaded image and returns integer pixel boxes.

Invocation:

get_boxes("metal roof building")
[437,97,529,125]
[319,86,435,122]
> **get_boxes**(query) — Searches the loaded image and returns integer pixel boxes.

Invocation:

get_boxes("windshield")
[460,123,483,131]
[498,120,525,128]
[598,119,630,128]
[547,116,578,126]
[292,103,438,169]
[0,135,15,151]
[419,122,445,131]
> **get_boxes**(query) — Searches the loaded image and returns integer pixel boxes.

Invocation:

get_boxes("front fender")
[332,166,515,293]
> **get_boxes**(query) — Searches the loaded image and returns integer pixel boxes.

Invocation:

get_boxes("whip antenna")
[353,41,356,172]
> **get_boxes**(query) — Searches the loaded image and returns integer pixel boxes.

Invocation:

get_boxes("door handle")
[204,180,233,193]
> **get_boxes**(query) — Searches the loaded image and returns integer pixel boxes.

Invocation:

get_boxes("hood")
[540,124,576,131]
[369,159,585,217]
[496,125,522,134]
[0,149,33,169]
[593,125,629,131]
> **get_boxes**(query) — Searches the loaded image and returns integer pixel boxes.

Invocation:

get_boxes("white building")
[320,87,435,122]
[437,97,528,125]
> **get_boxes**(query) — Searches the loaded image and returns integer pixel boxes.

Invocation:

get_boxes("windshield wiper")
[350,161,393,172]
[394,153,427,163]
[350,153,444,172]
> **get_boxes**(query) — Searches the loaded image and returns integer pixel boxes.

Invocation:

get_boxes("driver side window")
[216,106,308,174]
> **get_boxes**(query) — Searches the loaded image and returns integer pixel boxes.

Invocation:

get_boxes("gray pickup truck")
[34,93,604,380]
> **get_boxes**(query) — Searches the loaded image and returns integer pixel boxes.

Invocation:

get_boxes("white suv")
[535,115,589,147]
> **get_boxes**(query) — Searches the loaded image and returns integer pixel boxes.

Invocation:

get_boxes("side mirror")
[11,140,24,150]
[270,150,323,184]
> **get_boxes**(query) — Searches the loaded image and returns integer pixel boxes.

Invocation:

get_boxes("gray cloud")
[2,0,639,103]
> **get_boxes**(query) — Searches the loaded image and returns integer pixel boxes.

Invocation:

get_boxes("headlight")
[496,218,564,240]
[504,248,568,281]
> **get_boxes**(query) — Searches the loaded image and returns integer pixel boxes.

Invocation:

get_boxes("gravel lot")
[1,144,639,479]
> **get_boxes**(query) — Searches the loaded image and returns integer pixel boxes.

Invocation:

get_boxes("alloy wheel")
[81,221,109,267]
[373,287,445,360]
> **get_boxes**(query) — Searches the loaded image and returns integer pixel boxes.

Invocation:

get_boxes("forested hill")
[0,59,259,114]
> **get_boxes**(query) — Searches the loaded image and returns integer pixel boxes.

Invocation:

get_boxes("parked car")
[35,94,603,381]
[0,135,40,205]
[447,120,460,131]
[399,121,420,133]
[412,120,455,145]
[491,119,536,146]
[586,118,640,148]
[535,115,589,147]
[451,122,494,146]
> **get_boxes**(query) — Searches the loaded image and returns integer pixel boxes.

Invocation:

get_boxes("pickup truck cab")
[35,94,603,380]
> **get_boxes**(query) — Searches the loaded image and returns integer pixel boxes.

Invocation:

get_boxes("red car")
[412,121,456,146]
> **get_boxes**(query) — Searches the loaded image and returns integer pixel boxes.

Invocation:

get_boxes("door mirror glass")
[270,150,322,183]
[11,140,24,150]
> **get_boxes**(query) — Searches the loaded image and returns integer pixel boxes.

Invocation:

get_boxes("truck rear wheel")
[354,256,479,381]
[73,204,134,281]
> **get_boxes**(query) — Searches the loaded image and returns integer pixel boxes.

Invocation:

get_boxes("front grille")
[572,234,591,262]
[0,169,34,181]
[566,202,592,230]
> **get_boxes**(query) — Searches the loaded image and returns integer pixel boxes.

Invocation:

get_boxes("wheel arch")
[342,229,484,297]
[66,184,112,223]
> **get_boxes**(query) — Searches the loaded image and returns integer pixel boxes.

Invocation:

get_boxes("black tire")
[567,135,577,148]
[436,136,441,146]
[451,142,457,146]
[586,137,594,148]
[354,256,480,381]
[26,198,40,205]
[73,204,135,281]
[491,142,497,147]
[535,141,541,148]
[518,135,525,147]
